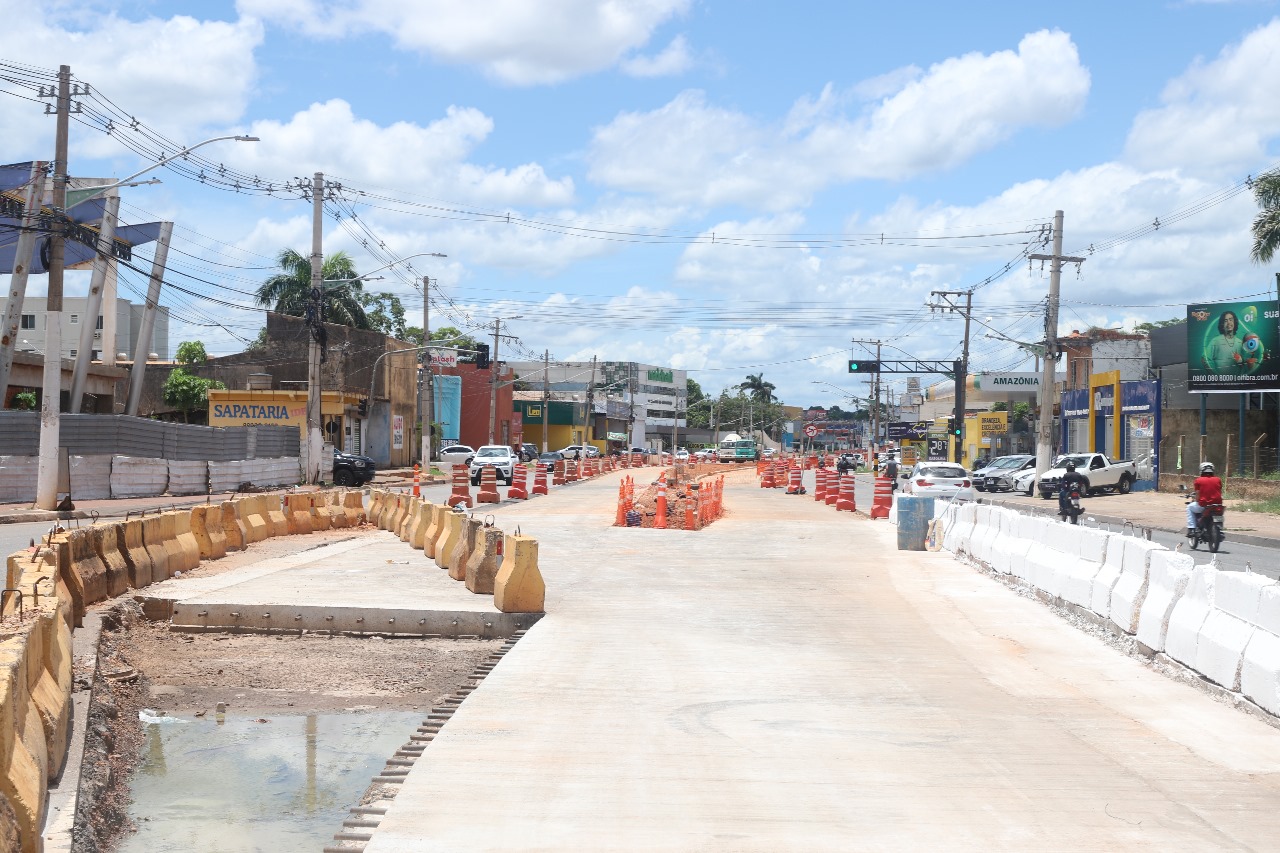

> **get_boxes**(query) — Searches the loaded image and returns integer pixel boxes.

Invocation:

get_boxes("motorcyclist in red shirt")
[1187,461,1223,535]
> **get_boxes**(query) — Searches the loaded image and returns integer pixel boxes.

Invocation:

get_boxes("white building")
[0,297,169,362]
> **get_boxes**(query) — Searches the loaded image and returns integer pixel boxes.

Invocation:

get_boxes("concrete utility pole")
[420,276,433,468]
[0,161,47,402]
[124,222,173,416]
[69,194,119,412]
[305,172,324,484]
[1030,210,1084,480]
[584,355,597,447]
[541,349,549,453]
[928,289,974,464]
[35,65,75,510]
[487,319,501,445]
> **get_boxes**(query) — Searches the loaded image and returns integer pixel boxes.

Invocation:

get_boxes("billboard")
[1187,300,1280,392]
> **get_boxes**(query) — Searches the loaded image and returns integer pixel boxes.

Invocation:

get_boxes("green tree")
[163,369,225,423]
[431,326,482,357]
[1251,168,1280,264]
[11,391,36,411]
[359,292,408,339]
[255,248,371,329]
[738,373,776,404]
[175,340,209,365]
[1132,318,1182,334]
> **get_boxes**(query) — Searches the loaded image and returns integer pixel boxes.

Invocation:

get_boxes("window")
[69,314,78,325]
[19,315,34,330]
[95,316,104,330]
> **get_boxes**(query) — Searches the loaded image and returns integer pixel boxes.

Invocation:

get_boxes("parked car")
[762,448,777,458]
[516,442,539,462]
[901,463,974,501]
[584,445,601,458]
[629,447,651,457]
[694,449,716,462]
[972,454,1034,492]
[1037,452,1138,499]
[438,444,475,466]
[1000,467,1039,496]
[557,445,588,460]
[675,449,690,462]
[332,450,376,486]
[537,450,563,473]
[469,445,516,485]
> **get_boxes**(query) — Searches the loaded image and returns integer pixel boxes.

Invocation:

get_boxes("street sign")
[429,348,458,369]
[804,424,818,438]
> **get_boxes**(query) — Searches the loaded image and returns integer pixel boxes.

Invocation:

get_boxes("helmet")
[1200,462,1215,475]
[1064,461,1076,472]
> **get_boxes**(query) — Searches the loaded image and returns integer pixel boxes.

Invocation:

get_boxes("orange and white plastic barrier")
[835,473,856,512]
[508,464,529,500]
[476,465,500,504]
[447,463,474,508]
[869,475,891,519]
[532,466,549,496]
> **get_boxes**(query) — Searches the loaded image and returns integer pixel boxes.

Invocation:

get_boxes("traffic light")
[357,399,368,417]
[476,343,491,369]
[848,360,881,373]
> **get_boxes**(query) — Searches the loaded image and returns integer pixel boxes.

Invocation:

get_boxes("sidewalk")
[981,486,1280,548]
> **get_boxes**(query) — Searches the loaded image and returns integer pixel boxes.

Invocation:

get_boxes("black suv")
[333,450,376,486]
[517,442,539,462]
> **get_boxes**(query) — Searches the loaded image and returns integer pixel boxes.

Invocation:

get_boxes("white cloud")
[588,30,1090,208]
[0,3,262,163]
[236,0,690,85]
[1125,18,1280,174]
[621,34,693,78]
[236,99,575,208]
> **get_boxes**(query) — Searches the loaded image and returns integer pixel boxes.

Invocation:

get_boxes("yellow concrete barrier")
[93,526,130,599]
[284,494,314,535]
[407,501,431,550]
[169,511,201,573]
[494,534,544,613]
[221,501,246,551]
[434,510,462,571]
[141,516,171,582]
[465,526,504,595]
[0,546,72,852]
[158,513,185,579]
[397,497,417,542]
[386,493,406,534]
[342,490,366,526]
[423,504,444,558]
[309,493,335,530]
[449,516,480,581]
[264,495,289,538]
[53,530,102,624]
[322,492,348,529]
[190,505,227,560]
[120,519,154,588]
[240,496,269,544]
[371,489,392,529]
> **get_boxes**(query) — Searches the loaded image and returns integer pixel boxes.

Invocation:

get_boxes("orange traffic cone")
[655,474,668,529]
[412,463,421,497]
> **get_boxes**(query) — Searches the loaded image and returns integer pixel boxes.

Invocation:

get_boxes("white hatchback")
[902,463,974,501]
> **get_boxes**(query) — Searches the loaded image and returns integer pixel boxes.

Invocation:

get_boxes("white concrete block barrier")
[1195,571,1274,692]
[941,501,977,555]
[1108,536,1164,635]
[70,454,112,499]
[167,460,209,496]
[209,460,244,493]
[1135,551,1193,653]
[1165,565,1217,670]
[110,455,169,499]
[0,455,38,503]
[1059,528,1110,610]
[1242,583,1280,716]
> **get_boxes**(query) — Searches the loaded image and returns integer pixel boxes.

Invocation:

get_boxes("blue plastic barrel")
[896,495,936,550]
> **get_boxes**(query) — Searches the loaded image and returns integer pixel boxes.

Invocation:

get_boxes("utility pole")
[851,338,883,452]
[305,172,324,484]
[584,355,597,447]
[929,289,974,464]
[35,65,77,510]
[69,193,119,412]
[0,161,47,402]
[541,349,549,452]
[420,275,433,468]
[124,221,173,415]
[1030,210,1084,479]
[487,319,501,445]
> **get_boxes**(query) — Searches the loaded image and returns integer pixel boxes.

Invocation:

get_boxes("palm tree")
[1251,169,1280,264]
[738,372,776,403]
[255,249,372,329]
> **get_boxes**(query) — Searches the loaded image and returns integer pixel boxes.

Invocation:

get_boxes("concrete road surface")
[360,468,1280,850]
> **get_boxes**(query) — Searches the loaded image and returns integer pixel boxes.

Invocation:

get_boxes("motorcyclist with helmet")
[1058,460,1089,518]
[1187,462,1224,536]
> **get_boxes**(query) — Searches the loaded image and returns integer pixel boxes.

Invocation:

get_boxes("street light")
[73,134,260,205]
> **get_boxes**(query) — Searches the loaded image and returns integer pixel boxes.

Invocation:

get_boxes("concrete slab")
[139,533,540,637]
[361,467,1280,852]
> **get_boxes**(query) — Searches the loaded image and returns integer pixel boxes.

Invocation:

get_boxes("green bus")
[717,435,758,463]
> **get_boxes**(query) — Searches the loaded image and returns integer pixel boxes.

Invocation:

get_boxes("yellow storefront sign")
[978,412,1007,436]
[208,390,351,429]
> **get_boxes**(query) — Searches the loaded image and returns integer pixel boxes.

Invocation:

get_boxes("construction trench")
[6,458,660,852]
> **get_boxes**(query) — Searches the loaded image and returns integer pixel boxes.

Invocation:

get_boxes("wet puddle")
[118,710,420,852]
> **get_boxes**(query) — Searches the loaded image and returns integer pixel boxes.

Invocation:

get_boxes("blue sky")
[3,0,1280,409]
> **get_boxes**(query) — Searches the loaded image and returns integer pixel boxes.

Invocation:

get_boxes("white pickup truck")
[1037,452,1138,499]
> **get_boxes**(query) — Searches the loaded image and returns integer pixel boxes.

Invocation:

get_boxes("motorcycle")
[1188,500,1225,553]
[1057,483,1083,524]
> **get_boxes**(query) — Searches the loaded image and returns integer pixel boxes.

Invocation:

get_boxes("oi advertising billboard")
[1187,300,1280,393]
